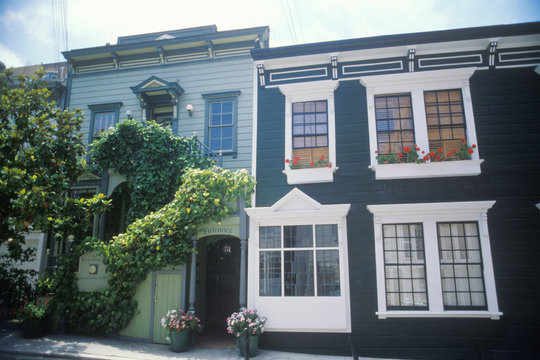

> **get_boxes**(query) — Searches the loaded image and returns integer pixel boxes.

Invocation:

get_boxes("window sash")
[424,89,467,154]
[437,221,487,310]
[208,100,234,152]
[383,223,428,310]
[258,224,341,297]
[292,100,328,150]
[93,111,117,140]
[375,94,415,155]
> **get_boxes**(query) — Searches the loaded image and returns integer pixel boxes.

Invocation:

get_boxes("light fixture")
[126,110,133,119]
[186,104,193,116]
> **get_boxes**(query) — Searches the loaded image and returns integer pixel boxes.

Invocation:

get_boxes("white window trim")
[278,80,339,184]
[246,188,352,332]
[360,67,483,180]
[367,201,502,320]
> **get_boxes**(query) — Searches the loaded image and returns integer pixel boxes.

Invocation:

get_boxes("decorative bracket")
[408,48,416,72]
[488,41,498,69]
[331,56,338,79]
[257,64,266,87]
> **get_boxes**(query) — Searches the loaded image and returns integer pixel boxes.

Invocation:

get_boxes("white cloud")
[0,43,25,67]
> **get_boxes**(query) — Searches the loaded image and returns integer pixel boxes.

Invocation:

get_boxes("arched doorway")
[196,236,240,347]
[104,182,131,241]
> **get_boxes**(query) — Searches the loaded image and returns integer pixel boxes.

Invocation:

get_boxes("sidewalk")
[0,320,382,360]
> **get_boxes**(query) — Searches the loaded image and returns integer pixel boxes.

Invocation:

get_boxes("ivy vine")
[45,120,255,335]
[56,167,254,335]
[89,119,215,224]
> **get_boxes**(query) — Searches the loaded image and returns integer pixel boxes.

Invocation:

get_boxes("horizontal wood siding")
[255,69,540,359]
[68,57,254,171]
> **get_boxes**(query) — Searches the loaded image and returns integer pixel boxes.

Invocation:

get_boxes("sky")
[1,0,539,68]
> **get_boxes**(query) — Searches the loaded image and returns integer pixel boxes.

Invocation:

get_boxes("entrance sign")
[197,216,239,238]
[77,250,108,291]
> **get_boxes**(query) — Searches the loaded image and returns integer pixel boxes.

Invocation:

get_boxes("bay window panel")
[284,225,313,248]
[260,226,281,249]
[259,251,282,296]
[315,224,338,247]
[284,250,314,296]
[316,249,340,296]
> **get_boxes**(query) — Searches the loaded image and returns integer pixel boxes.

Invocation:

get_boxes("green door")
[152,272,183,344]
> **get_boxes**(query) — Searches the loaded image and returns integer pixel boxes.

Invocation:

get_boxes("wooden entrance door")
[205,238,240,331]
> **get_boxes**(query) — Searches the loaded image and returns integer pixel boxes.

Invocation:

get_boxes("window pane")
[383,223,427,309]
[292,100,328,150]
[284,225,313,248]
[259,251,281,296]
[93,111,116,139]
[208,100,234,152]
[315,224,338,247]
[438,222,487,310]
[260,226,280,248]
[284,250,314,296]
[375,94,414,155]
[316,250,340,296]
[424,89,467,153]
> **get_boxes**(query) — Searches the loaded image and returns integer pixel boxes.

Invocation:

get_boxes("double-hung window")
[292,101,329,167]
[88,102,122,144]
[279,80,339,185]
[203,91,240,157]
[367,201,501,319]
[361,68,483,179]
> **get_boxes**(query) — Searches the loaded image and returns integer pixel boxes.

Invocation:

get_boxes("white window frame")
[246,188,351,332]
[367,201,502,320]
[360,67,484,180]
[278,80,339,184]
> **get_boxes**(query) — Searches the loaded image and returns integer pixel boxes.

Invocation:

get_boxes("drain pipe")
[348,334,358,360]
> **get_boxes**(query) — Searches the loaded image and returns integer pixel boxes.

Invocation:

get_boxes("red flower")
[398,152,403,157]
[429,151,435,158]
[461,138,467,142]
[446,152,452,158]
[45,302,49,306]
[435,155,441,161]
[292,159,298,165]
[452,149,458,154]
[328,163,332,168]
[437,148,442,153]
[468,148,474,154]
[472,144,477,148]
[416,147,420,151]
[422,151,425,154]
[403,146,411,153]
[320,155,325,161]
[423,155,430,161]
[414,144,418,147]
[374,150,378,154]
[310,161,314,167]
[294,156,300,161]
[285,159,290,163]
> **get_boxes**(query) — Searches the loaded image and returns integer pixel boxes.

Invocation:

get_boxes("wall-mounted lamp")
[126,110,133,120]
[186,104,194,117]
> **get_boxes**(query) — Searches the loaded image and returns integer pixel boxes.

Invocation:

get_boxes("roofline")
[251,22,540,60]
[63,25,270,60]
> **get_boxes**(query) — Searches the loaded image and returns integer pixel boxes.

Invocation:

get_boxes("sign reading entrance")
[197,216,239,238]
[77,250,108,291]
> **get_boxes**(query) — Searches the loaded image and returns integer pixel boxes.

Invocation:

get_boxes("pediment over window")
[130,76,184,106]
[246,188,350,223]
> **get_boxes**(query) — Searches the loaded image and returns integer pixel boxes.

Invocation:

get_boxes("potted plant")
[15,295,55,338]
[161,309,201,352]
[226,308,266,357]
